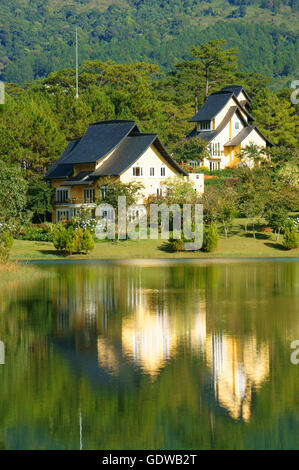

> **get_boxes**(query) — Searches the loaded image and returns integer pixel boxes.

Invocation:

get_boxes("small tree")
[173,137,209,164]
[282,221,299,250]
[161,176,199,207]
[98,178,144,209]
[53,224,95,255]
[217,187,238,239]
[238,144,268,168]
[26,177,53,222]
[202,223,219,252]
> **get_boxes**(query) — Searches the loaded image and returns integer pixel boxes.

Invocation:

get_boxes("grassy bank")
[10,219,299,261]
[0,261,50,286]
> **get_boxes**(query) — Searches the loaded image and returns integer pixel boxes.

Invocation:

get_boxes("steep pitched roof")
[45,121,188,182]
[189,91,233,122]
[221,85,252,103]
[224,125,274,147]
[62,121,140,164]
[92,133,188,177]
[44,138,80,179]
[189,90,254,123]
[187,106,246,143]
[63,172,96,186]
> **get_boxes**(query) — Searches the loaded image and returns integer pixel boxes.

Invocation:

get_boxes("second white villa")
[188,85,273,170]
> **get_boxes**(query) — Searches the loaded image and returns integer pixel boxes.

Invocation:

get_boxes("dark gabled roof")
[224,126,254,146]
[189,90,254,124]
[189,91,233,122]
[44,164,74,180]
[63,171,96,186]
[44,138,80,180]
[224,125,274,147]
[221,85,252,103]
[187,106,247,143]
[63,121,140,164]
[92,133,188,177]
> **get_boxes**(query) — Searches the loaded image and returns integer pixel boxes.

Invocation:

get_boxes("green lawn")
[10,219,299,261]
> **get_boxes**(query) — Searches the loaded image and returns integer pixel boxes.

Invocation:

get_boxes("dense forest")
[0,37,298,177]
[0,0,298,88]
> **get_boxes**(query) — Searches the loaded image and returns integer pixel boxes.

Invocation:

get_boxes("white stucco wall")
[120,145,181,200]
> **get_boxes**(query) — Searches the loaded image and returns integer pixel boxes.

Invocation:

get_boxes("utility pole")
[76,25,79,100]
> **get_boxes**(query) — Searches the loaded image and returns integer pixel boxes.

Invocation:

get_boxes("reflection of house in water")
[52,271,269,421]
[206,334,269,422]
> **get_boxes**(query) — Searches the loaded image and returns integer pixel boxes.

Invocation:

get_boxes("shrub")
[81,230,95,254]
[167,236,185,252]
[0,231,14,263]
[202,223,219,252]
[282,221,299,250]
[53,224,95,255]
[16,223,56,242]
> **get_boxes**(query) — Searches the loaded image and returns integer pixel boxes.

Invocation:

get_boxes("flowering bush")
[73,218,97,234]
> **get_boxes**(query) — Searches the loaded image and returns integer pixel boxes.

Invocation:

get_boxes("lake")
[0,260,299,450]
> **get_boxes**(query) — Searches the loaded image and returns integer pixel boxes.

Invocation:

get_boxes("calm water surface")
[0,260,299,449]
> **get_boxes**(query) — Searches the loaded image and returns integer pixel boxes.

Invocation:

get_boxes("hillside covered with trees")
[0,0,298,88]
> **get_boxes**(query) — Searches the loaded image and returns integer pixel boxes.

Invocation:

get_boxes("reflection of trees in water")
[50,264,286,422]
[0,261,298,448]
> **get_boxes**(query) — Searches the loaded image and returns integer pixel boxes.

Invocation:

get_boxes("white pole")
[79,409,82,450]
[76,26,79,99]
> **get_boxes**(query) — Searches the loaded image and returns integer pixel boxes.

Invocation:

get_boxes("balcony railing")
[55,197,96,205]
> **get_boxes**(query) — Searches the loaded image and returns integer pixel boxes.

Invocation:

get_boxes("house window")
[133,167,143,177]
[200,120,211,130]
[210,143,221,156]
[56,188,69,204]
[57,209,70,222]
[188,160,200,167]
[150,167,155,177]
[235,121,240,130]
[209,161,220,171]
[157,187,163,197]
[161,167,166,177]
[83,189,96,203]
[100,185,108,200]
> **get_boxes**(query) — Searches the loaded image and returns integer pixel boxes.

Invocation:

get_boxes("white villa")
[188,85,273,170]
[45,120,204,223]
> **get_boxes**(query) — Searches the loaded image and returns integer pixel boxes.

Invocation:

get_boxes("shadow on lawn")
[158,242,174,253]
[264,242,287,251]
[37,250,69,257]
[243,232,270,240]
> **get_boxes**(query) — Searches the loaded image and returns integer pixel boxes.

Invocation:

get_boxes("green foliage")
[98,177,144,209]
[251,89,299,146]
[173,137,209,163]
[26,177,53,222]
[202,223,219,252]
[282,220,299,250]
[0,161,28,224]
[0,230,14,263]
[160,177,199,207]
[1,1,298,88]
[17,224,55,242]
[53,224,95,255]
